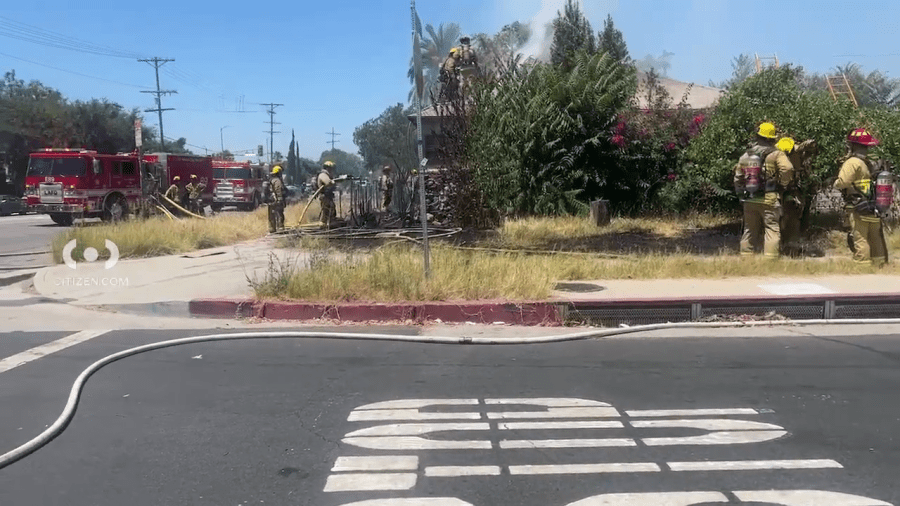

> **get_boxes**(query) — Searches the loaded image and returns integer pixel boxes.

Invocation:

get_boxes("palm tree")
[408,21,461,107]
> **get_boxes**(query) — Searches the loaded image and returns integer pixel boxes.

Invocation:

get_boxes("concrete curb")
[0,271,38,288]
[188,299,564,326]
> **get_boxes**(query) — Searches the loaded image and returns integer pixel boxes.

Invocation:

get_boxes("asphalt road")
[0,328,898,506]
[0,213,63,270]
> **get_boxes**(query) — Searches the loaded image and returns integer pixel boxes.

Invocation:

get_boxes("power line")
[261,103,283,164]
[326,127,341,150]
[0,50,149,89]
[0,16,145,59]
[139,57,177,152]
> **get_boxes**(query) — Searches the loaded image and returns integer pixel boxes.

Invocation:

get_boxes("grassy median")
[51,200,320,264]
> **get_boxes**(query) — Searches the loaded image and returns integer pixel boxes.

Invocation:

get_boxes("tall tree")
[353,103,417,173]
[550,0,596,71]
[408,21,461,106]
[474,21,532,78]
[597,14,629,63]
[287,130,297,184]
[319,148,366,178]
[710,53,755,90]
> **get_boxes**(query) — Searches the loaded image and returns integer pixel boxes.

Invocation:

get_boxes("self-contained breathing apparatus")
[735,145,777,199]
[844,157,896,216]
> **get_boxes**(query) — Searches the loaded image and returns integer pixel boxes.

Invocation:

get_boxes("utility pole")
[138,57,176,151]
[411,0,430,278]
[261,103,283,164]
[325,128,341,151]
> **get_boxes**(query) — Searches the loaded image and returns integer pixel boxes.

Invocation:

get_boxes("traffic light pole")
[411,0,431,279]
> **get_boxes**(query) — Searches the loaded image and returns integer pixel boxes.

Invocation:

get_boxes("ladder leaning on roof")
[826,73,859,108]
[755,53,779,73]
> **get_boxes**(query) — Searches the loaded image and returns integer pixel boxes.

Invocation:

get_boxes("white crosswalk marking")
[509,463,661,475]
[331,456,419,472]
[0,330,110,374]
[499,438,636,449]
[668,459,843,472]
[626,408,760,417]
[733,490,892,505]
[632,419,787,446]
[566,492,728,505]
[499,421,623,430]
[323,473,418,492]
[425,466,502,477]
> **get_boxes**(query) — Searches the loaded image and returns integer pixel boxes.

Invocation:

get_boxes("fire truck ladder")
[755,53,779,73]
[826,73,859,108]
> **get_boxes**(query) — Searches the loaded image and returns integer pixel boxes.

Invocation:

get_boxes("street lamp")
[220,125,231,154]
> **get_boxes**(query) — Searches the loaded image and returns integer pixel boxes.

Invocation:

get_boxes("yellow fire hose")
[155,205,175,221]
[160,194,207,220]
[298,185,324,226]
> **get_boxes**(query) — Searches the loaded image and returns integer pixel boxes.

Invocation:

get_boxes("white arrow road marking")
[733,490,893,505]
[509,463,661,475]
[487,407,620,419]
[566,492,728,505]
[425,466,502,477]
[0,330,110,374]
[668,459,843,472]
[331,456,419,472]
[633,419,787,446]
[626,408,761,417]
[485,398,613,407]
[498,421,624,430]
[353,399,480,410]
[350,409,482,422]
[500,438,636,449]
[337,500,475,506]
[323,473,417,492]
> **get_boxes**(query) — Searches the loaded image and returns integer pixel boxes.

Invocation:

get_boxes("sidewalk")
[23,237,900,326]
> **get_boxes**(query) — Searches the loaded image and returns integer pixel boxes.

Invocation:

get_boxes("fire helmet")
[272,165,282,174]
[848,128,879,146]
[776,137,795,154]
[324,161,335,168]
[757,122,778,139]
[190,174,197,179]
[173,176,180,182]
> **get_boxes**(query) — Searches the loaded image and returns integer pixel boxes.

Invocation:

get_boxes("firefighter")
[833,128,889,265]
[380,165,393,211]
[164,176,183,204]
[734,122,795,258]
[776,137,816,257]
[267,165,286,233]
[316,161,347,229]
[185,174,206,216]
[439,47,461,101]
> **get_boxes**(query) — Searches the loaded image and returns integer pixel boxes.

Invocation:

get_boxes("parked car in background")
[285,185,302,204]
[0,194,28,216]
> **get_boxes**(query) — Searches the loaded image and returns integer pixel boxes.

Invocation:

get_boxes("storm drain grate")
[834,303,900,319]
[569,306,692,326]
[701,304,823,320]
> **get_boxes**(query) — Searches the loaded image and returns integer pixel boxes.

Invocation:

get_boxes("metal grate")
[570,306,692,326]
[701,304,824,320]
[834,303,900,319]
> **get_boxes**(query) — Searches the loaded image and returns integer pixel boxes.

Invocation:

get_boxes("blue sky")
[2,0,899,165]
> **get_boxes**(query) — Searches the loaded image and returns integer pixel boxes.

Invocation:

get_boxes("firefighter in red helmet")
[833,128,890,265]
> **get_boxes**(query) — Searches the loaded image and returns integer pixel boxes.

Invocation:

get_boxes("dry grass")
[51,200,320,264]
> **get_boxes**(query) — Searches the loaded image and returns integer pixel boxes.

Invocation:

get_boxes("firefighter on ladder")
[439,48,461,102]
[734,122,795,258]
[833,128,891,265]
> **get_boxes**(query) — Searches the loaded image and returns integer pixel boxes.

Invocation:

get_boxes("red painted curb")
[189,299,563,325]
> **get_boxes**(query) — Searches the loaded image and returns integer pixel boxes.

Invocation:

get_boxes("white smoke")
[519,0,566,62]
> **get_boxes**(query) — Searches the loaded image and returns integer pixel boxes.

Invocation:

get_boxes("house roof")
[634,72,724,110]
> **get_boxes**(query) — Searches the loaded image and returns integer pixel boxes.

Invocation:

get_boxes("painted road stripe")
[499,421,624,430]
[336,500,474,506]
[500,438,636,449]
[632,419,786,446]
[485,398,612,407]
[323,472,417,492]
[509,463,660,475]
[345,422,490,437]
[331,456,419,472]
[567,492,728,505]
[733,490,891,505]
[487,407,620,419]
[425,466,502,477]
[668,459,843,472]
[343,436,492,451]
[354,399,480,410]
[626,408,760,417]
[349,409,481,422]
[0,330,110,374]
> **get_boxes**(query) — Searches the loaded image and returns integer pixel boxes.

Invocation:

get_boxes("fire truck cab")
[24,149,142,226]
[211,159,265,212]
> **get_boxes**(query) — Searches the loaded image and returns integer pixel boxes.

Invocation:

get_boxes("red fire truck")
[24,149,213,226]
[210,158,265,212]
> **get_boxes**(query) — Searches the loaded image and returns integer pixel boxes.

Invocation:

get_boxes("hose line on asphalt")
[2,318,900,470]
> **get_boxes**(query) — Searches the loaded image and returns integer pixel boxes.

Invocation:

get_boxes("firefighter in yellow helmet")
[164,175,183,204]
[184,174,206,216]
[734,122,795,258]
[439,47,462,101]
[776,136,817,257]
[833,128,889,265]
[316,161,347,229]
[267,165,286,233]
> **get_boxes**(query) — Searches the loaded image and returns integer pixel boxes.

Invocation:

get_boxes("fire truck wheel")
[251,193,261,210]
[211,203,224,213]
[102,195,128,222]
[50,213,74,226]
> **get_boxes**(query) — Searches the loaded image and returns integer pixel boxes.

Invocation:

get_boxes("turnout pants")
[268,202,284,233]
[780,193,804,256]
[848,210,888,265]
[741,200,781,258]
[320,194,336,229]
